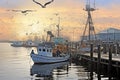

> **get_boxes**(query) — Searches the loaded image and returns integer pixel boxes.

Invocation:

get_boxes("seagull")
[12,10,36,13]
[36,21,39,24]
[28,23,34,26]
[54,13,59,16]
[44,0,54,7]
[9,9,36,15]
[33,0,54,8]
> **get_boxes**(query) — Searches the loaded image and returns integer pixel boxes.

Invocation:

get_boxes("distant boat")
[30,43,70,64]
[24,40,38,47]
[30,61,69,77]
[11,41,24,47]
[11,40,38,47]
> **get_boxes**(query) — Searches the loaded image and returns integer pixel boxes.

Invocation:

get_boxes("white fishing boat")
[30,15,70,64]
[30,43,70,64]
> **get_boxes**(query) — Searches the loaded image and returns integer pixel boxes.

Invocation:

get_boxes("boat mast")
[55,13,60,37]
[81,0,97,44]
[57,17,60,37]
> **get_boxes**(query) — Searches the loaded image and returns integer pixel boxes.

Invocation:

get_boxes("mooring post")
[97,45,101,80]
[90,43,93,80]
[108,45,112,80]
[103,44,107,54]
[116,43,119,54]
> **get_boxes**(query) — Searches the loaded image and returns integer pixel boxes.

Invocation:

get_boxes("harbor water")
[0,43,109,80]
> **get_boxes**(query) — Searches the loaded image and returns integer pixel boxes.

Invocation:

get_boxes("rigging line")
[94,0,96,9]
[79,17,89,49]
[88,0,90,6]
[86,0,88,5]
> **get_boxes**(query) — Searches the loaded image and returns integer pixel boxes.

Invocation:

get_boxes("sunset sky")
[0,0,120,41]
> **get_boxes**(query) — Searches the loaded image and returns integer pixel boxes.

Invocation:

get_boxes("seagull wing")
[44,0,54,7]
[33,0,45,8]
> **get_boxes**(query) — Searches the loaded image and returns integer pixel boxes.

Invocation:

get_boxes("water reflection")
[0,43,116,80]
[30,61,69,80]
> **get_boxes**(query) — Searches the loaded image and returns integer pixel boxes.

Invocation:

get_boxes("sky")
[0,0,120,41]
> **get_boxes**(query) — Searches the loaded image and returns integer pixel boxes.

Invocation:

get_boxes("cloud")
[0,0,120,41]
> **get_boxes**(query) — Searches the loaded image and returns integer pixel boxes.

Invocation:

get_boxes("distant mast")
[57,17,60,37]
[55,13,60,37]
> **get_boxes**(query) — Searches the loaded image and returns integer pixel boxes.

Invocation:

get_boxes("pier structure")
[70,0,120,79]
[78,44,120,79]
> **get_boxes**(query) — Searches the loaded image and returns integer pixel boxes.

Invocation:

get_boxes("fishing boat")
[30,43,70,64]
[30,15,70,64]
[11,41,24,47]
[24,40,38,47]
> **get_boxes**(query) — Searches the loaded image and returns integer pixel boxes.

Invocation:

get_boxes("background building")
[96,28,120,41]
[80,28,120,42]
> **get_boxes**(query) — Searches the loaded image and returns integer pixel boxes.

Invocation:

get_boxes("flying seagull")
[11,9,36,15]
[33,0,54,8]
[12,10,36,13]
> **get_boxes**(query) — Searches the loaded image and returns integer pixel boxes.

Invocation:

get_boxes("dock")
[70,43,120,79]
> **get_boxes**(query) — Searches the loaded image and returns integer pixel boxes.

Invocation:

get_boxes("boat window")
[43,49,45,52]
[39,49,41,51]
[47,49,49,52]
[50,49,51,52]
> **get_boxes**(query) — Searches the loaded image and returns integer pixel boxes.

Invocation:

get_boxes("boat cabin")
[37,46,53,57]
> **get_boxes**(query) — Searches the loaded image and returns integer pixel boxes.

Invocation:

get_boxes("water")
[0,43,108,80]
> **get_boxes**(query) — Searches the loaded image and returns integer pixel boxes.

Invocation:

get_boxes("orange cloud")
[0,0,120,41]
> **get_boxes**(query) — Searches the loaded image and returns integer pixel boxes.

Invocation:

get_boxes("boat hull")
[30,53,70,64]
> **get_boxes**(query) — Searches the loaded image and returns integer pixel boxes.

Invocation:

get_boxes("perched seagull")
[33,0,54,8]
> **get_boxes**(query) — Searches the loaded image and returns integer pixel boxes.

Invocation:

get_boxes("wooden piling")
[90,44,93,80]
[116,43,119,54]
[97,45,101,80]
[103,44,107,54]
[108,45,112,79]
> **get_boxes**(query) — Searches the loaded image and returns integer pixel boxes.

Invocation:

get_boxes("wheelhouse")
[37,46,53,57]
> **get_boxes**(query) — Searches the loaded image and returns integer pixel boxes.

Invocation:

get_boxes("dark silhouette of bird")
[33,0,54,8]
[10,9,36,15]
[54,13,59,16]
[28,23,34,26]
[33,0,45,8]
[12,10,36,13]
[44,0,54,7]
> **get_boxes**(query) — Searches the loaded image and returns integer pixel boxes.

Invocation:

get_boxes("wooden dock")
[70,44,120,79]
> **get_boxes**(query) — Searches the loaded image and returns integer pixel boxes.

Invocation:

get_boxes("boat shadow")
[30,61,69,79]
